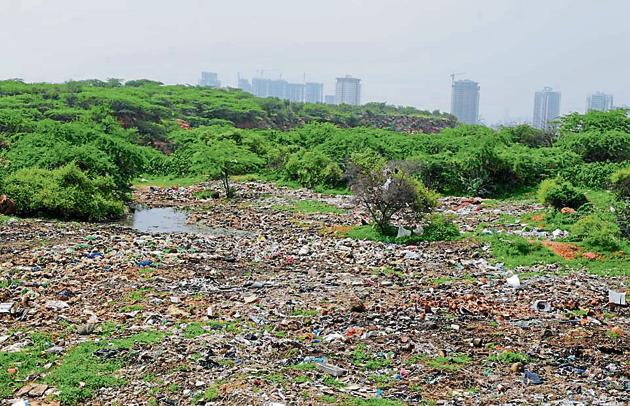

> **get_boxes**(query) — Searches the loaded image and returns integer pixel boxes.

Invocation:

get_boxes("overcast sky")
[1,0,628,123]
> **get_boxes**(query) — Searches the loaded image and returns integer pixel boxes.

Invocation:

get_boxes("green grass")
[0,215,11,225]
[424,353,471,372]
[273,199,345,215]
[323,375,346,388]
[343,215,460,244]
[183,322,207,338]
[290,362,317,371]
[192,384,220,403]
[0,333,57,399]
[133,174,206,187]
[352,345,392,371]
[479,234,562,268]
[479,230,629,277]
[487,351,529,364]
[42,331,165,405]
[294,375,309,384]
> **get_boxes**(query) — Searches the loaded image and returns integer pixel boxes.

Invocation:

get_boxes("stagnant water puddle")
[119,206,255,237]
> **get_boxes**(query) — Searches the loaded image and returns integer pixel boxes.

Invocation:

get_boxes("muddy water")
[120,207,254,237]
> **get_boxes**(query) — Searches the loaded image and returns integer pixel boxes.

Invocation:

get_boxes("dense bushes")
[3,163,124,221]
[284,150,343,188]
[610,167,630,197]
[572,214,622,251]
[537,179,588,210]
[556,131,630,163]
[1,80,629,222]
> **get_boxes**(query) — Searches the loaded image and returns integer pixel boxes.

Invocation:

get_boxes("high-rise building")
[268,80,288,99]
[304,82,324,103]
[238,78,252,94]
[199,72,221,88]
[324,95,336,105]
[587,92,613,112]
[251,78,271,98]
[335,75,361,106]
[286,83,305,102]
[450,80,480,124]
[533,87,561,129]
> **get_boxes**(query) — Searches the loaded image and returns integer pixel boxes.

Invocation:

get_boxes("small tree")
[192,140,263,198]
[347,150,437,234]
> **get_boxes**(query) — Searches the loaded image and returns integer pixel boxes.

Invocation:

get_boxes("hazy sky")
[1,0,629,123]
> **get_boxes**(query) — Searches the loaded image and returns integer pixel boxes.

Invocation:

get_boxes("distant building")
[450,79,480,124]
[199,72,221,88]
[533,87,561,129]
[335,75,361,106]
[324,95,336,105]
[268,80,288,99]
[251,78,271,98]
[286,83,305,102]
[304,82,324,103]
[587,92,613,112]
[238,78,252,93]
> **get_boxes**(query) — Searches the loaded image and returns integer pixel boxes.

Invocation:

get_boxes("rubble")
[0,181,627,405]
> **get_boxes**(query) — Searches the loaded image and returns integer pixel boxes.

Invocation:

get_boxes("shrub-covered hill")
[0,79,628,222]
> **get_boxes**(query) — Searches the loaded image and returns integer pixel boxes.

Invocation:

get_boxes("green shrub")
[2,163,125,221]
[284,150,343,188]
[613,198,630,238]
[537,179,588,210]
[556,130,630,163]
[560,162,626,190]
[610,167,630,198]
[571,214,621,251]
[418,214,460,241]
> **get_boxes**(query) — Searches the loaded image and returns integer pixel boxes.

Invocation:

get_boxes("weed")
[487,351,529,364]
[323,375,346,388]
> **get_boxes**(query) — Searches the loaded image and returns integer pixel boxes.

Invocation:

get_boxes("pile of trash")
[0,182,627,405]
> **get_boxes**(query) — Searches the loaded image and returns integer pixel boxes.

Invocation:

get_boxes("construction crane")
[450,72,466,85]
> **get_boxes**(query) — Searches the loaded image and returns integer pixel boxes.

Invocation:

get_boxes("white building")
[533,87,561,130]
[450,80,480,124]
[335,75,361,106]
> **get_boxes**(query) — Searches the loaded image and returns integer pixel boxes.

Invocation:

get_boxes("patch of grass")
[369,374,394,389]
[120,304,144,312]
[342,397,406,406]
[265,373,286,384]
[183,322,207,338]
[0,333,57,399]
[294,375,309,384]
[344,216,460,244]
[320,395,338,404]
[274,199,346,215]
[374,266,407,278]
[192,384,220,403]
[430,276,453,285]
[352,345,392,370]
[44,331,165,405]
[424,353,471,372]
[290,362,317,371]
[323,375,346,388]
[479,234,563,268]
[487,351,529,364]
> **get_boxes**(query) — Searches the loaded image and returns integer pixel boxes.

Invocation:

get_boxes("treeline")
[0,79,628,221]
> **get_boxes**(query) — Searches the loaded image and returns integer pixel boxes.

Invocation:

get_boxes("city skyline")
[2,0,628,123]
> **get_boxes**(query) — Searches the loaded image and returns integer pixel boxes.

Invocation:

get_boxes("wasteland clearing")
[1,181,627,405]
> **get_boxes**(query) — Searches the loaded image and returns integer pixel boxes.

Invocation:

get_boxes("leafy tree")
[190,140,263,197]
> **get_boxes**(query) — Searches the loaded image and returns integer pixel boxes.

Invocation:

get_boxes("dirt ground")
[1,182,628,405]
